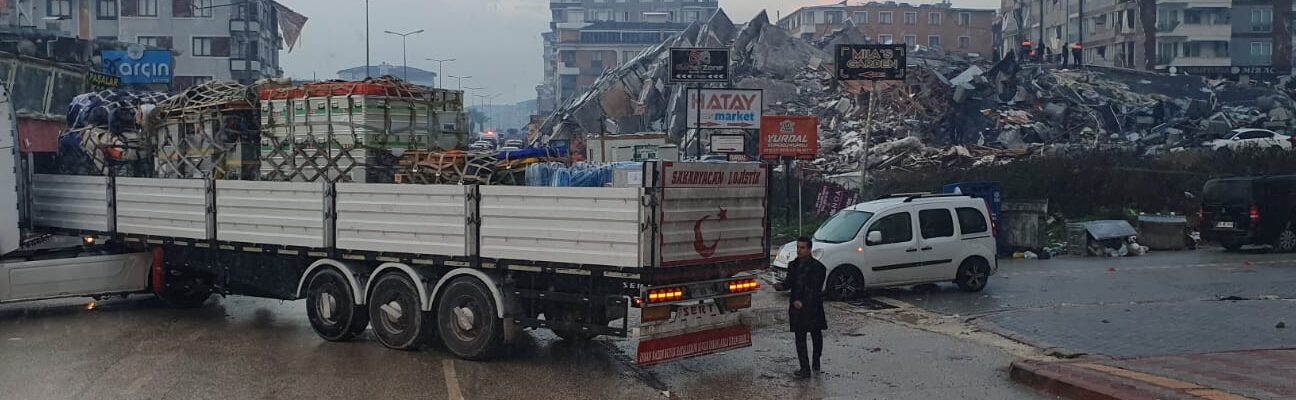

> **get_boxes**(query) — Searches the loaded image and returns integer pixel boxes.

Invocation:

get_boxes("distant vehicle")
[498,146,521,152]
[1208,129,1294,152]
[469,141,494,151]
[771,193,997,299]
[503,139,525,148]
[1201,176,1296,252]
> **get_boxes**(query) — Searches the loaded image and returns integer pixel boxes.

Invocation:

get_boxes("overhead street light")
[426,58,455,89]
[448,75,472,90]
[383,29,425,81]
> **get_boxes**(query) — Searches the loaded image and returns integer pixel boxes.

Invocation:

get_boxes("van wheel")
[1222,240,1244,252]
[955,258,991,292]
[1275,225,1296,253]
[306,268,369,342]
[826,267,864,300]
[436,276,503,360]
[368,273,429,350]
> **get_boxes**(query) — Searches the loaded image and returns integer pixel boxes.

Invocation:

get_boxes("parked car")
[503,139,525,148]
[771,193,998,299]
[1201,176,1296,252]
[469,141,494,151]
[1208,128,1294,152]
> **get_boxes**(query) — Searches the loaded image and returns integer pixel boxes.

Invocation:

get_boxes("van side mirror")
[867,230,883,244]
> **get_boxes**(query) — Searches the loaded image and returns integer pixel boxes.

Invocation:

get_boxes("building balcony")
[230,59,263,71]
[1155,0,1231,7]
[1164,56,1231,67]
[1156,22,1231,40]
[229,19,263,32]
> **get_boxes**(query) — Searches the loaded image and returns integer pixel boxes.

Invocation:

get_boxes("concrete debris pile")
[537,7,1296,174]
[537,9,829,152]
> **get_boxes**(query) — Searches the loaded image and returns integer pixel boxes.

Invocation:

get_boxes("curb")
[1010,360,1125,400]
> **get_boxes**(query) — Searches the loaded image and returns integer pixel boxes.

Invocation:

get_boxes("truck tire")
[368,272,430,350]
[306,268,369,342]
[436,276,503,360]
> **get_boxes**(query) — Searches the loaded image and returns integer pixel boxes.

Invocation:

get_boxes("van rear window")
[1203,180,1253,205]
[956,207,988,235]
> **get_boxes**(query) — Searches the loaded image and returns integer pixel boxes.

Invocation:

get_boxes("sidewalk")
[1011,349,1296,400]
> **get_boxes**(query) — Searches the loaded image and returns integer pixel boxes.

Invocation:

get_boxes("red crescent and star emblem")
[693,208,727,258]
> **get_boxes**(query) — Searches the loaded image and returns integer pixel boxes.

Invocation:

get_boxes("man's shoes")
[812,361,821,373]
[793,369,811,379]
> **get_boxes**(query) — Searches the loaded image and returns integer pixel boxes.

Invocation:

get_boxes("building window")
[137,35,173,49]
[623,50,638,62]
[879,34,893,44]
[928,35,941,48]
[193,0,214,18]
[929,12,941,25]
[826,11,843,24]
[959,36,970,49]
[880,11,892,25]
[47,0,72,17]
[1251,9,1272,32]
[192,37,230,57]
[121,0,159,17]
[853,11,867,24]
[959,12,970,26]
[590,52,604,70]
[561,51,575,66]
[904,35,916,46]
[685,10,700,22]
[904,12,917,25]
[1251,41,1272,63]
[96,0,117,19]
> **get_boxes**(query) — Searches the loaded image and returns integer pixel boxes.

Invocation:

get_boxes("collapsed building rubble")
[538,8,1296,176]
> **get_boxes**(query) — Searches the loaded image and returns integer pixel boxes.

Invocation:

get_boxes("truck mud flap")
[634,300,752,366]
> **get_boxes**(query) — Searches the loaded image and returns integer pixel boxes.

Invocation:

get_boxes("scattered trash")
[1278,322,1287,329]
[1023,251,1039,259]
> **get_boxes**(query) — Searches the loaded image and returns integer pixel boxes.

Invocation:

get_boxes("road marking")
[443,359,465,400]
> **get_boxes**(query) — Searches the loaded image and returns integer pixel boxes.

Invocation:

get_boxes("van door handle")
[920,246,933,251]
[905,248,918,253]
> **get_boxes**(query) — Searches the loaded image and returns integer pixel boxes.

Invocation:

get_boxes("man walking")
[786,237,827,378]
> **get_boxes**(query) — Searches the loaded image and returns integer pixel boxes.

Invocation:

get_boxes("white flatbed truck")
[0,85,771,364]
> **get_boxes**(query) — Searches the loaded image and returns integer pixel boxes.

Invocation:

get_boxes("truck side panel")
[116,178,209,240]
[479,186,643,268]
[215,181,326,248]
[31,174,112,233]
[1,253,150,303]
[335,183,470,256]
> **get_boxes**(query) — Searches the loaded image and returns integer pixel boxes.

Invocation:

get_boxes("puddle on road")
[846,297,899,311]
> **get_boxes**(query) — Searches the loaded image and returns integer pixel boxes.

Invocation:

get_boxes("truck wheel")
[306,268,369,342]
[1274,225,1296,253]
[368,272,429,350]
[955,258,991,292]
[436,276,503,360]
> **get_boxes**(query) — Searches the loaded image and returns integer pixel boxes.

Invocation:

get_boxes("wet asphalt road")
[876,248,1296,358]
[0,284,1047,400]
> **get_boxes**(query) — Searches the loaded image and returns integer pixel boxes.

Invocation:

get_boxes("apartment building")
[1002,0,1296,77]
[1000,0,1147,69]
[4,0,289,88]
[539,0,718,115]
[776,1,997,58]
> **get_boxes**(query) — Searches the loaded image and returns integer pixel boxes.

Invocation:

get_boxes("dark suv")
[1201,176,1296,252]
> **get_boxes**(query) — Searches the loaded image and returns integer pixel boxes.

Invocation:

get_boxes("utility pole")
[365,0,371,78]
[384,30,424,81]
[427,58,455,89]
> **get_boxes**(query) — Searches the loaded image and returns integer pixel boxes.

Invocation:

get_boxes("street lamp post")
[426,58,455,89]
[365,0,370,78]
[448,75,472,90]
[383,29,425,81]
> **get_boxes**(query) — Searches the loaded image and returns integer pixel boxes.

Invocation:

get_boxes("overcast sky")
[277,0,998,105]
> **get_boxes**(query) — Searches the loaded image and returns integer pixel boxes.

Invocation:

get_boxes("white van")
[772,193,998,299]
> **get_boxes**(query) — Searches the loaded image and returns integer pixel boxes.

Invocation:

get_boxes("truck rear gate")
[21,161,770,364]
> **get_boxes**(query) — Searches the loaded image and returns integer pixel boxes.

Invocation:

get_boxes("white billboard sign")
[686,89,763,129]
